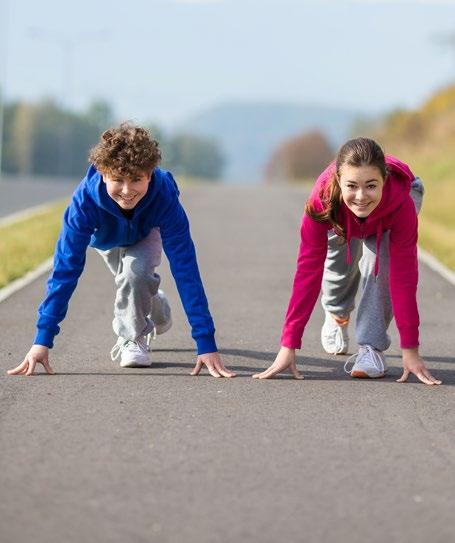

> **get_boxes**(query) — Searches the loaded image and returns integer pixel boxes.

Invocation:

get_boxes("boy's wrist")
[196,334,217,356]
[34,329,54,349]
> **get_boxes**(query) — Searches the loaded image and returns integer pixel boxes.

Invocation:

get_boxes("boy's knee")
[121,260,161,292]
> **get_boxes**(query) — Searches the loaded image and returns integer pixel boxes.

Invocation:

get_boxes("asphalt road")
[1,184,454,543]
[0,176,77,218]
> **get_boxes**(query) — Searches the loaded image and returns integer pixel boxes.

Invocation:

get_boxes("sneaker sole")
[325,349,348,356]
[119,360,152,368]
[351,370,385,379]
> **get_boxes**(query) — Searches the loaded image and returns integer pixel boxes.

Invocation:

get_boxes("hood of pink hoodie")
[310,155,415,276]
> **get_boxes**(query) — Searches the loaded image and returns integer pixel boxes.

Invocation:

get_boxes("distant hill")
[175,102,360,182]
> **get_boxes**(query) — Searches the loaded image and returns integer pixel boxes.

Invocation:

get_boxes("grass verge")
[407,153,455,272]
[0,200,68,289]
[419,179,455,272]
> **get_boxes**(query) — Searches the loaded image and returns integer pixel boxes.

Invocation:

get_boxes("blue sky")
[2,0,455,128]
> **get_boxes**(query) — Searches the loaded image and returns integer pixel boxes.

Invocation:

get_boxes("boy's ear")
[98,170,107,183]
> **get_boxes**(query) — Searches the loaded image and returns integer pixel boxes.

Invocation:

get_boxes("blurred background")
[0,0,454,273]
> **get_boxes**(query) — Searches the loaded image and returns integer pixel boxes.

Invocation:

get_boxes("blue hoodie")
[35,165,217,355]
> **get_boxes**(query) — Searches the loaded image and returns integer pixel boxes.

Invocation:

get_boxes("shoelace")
[344,345,385,374]
[110,339,130,361]
[145,325,157,351]
[328,317,349,354]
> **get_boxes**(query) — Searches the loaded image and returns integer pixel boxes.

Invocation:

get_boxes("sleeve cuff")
[398,327,419,349]
[195,334,217,355]
[280,333,302,350]
[34,329,55,349]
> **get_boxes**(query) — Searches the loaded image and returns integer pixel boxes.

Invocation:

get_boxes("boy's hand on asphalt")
[397,348,441,385]
[252,346,304,380]
[7,345,54,376]
[191,352,236,378]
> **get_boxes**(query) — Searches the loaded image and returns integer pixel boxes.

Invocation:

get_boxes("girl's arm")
[253,346,303,380]
[254,212,328,380]
[389,196,441,385]
[397,348,442,385]
[281,213,329,349]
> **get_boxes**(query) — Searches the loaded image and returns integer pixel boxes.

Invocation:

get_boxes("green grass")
[0,177,198,290]
[406,153,455,272]
[419,185,455,271]
[0,200,68,289]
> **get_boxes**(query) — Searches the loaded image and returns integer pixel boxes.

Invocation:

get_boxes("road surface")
[1,184,454,543]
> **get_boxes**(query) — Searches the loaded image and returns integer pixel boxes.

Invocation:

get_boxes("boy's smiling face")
[102,170,152,210]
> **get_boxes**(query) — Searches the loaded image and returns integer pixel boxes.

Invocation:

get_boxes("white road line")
[0,258,53,304]
[0,201,62,227]
[0,200,66,304]
[418,247,455,286]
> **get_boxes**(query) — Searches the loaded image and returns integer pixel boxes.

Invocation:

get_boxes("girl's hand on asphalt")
[252,346,304,380]
[191,352,236,378]
[397,348,441,385]
[7,345,54,376]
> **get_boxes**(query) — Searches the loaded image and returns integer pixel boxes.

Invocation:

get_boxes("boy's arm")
[159,196,217,356]
[7,345,54,376]
[34,208,94,349]
[159,195,235,378]
[8,201,94,376]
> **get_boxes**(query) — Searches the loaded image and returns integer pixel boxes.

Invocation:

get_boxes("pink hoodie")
[281,155,419,350]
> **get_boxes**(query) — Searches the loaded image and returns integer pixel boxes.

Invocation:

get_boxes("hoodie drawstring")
[346,217,352,265]
[374,220,382,279]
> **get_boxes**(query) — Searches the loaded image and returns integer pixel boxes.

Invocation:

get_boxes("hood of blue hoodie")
[79,165,180,250]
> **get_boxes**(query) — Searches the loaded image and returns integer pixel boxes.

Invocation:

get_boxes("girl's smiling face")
[338,164,385,218]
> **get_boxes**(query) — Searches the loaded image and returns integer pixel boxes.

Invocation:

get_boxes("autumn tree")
[265,130,333,183]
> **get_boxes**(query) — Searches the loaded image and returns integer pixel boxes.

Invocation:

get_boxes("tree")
[265,130,333,183]
[166,134,225,180]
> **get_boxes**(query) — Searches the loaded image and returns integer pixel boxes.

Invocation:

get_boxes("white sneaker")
[321,311,349,354]
[344,345,387,378]
[110,336,151,368]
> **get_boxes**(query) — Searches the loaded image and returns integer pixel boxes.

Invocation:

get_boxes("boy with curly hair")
[8,123,235,378]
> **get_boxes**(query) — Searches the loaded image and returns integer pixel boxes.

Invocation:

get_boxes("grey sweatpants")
[321,177,424,351]
[96,227,172,341]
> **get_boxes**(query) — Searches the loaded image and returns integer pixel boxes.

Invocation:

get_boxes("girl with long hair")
[254,137,441,385]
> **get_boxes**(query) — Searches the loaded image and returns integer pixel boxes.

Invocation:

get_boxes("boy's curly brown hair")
[88,122,161,177]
